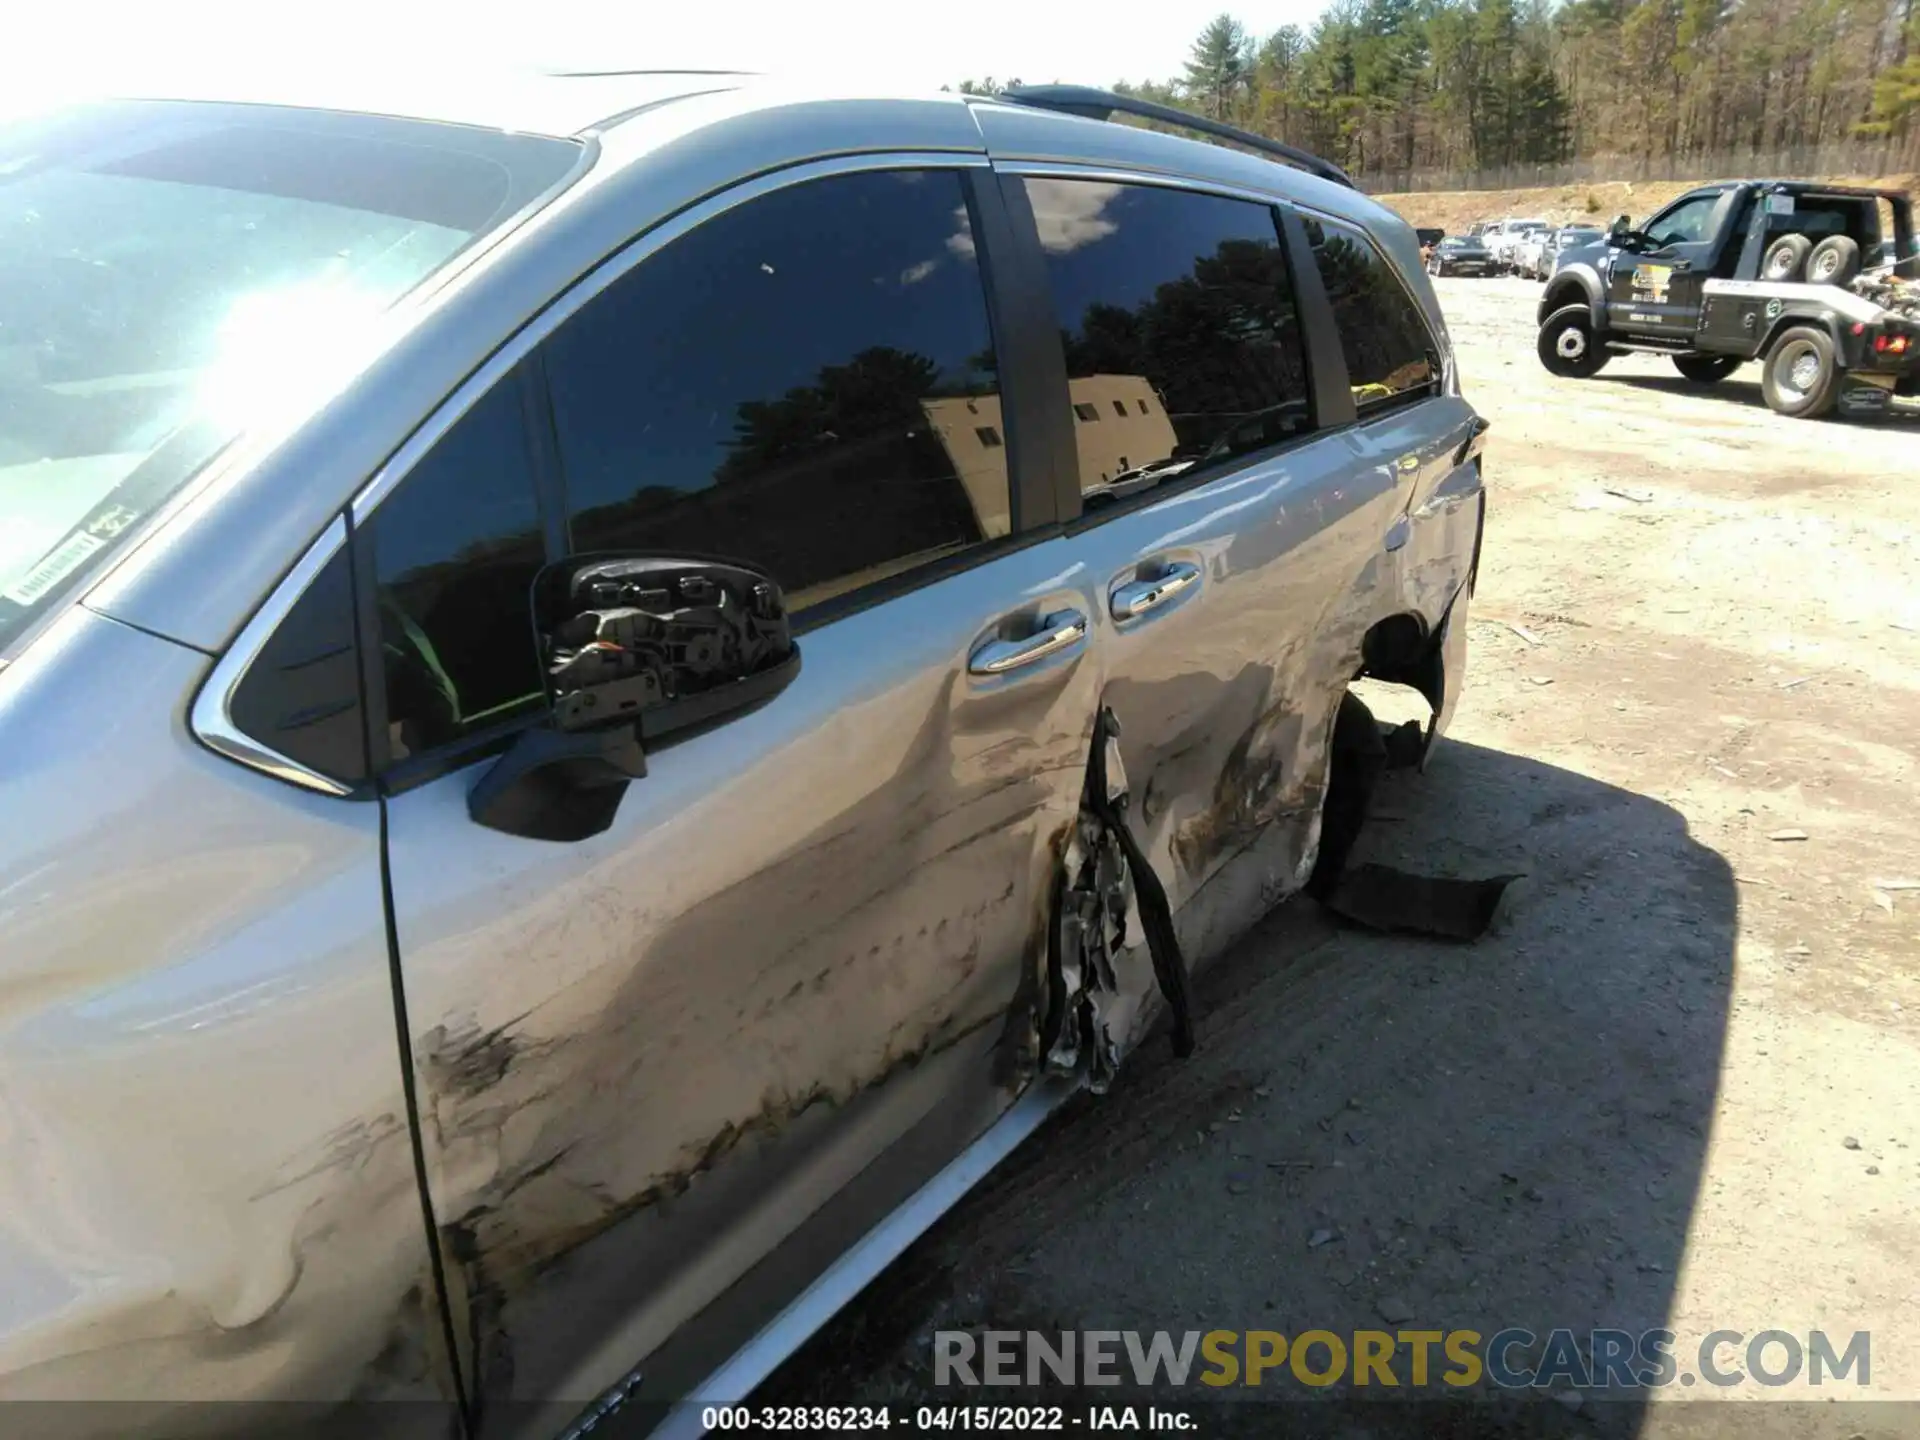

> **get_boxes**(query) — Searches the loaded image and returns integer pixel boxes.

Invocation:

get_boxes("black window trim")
[348,359,557,785]
[322,150,1051,794]
[189,513,363,798]
[992,161,1352,530]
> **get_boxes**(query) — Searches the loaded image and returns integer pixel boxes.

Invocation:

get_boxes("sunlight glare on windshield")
[195,277,392,435]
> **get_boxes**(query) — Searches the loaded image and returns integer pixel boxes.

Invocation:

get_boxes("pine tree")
[1184,15,1254,120]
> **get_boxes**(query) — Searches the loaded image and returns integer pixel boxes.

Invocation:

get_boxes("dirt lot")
[1375,175,1919,234]
[754,278,1920,1436]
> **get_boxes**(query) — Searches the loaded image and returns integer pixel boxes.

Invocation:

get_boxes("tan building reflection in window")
[1065,374,1177,488]
[922,374,1178,532]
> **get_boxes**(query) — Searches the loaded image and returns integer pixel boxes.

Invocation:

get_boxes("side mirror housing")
[469,555,801,841]
[1609,214,1632,241]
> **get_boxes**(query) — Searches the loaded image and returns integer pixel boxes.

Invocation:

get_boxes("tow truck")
[1535,180,1920,418]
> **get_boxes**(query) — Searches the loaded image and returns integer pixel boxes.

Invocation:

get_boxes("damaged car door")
[983,166,1474,1036]
[362,160,1098,1424]
[1001,172,1468,1005]
[1002,174,1344,1059]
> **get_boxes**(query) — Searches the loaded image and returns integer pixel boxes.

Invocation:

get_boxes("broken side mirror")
[468,555,802,842]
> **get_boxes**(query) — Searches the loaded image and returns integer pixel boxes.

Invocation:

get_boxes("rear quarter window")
[1017,177,1314,503]
[1302,216,1439,416]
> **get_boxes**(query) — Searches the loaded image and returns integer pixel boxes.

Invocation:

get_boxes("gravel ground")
[751,276,1920,1439]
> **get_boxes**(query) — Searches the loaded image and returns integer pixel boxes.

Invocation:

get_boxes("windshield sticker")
[87,505,139,540]
[3,530,105,606]
[1767,194,1797,215]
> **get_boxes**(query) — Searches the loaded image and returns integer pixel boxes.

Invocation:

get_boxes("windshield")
[0,99,582,648]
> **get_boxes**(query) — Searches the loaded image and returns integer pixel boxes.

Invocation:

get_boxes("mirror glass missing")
[535,556,798,743]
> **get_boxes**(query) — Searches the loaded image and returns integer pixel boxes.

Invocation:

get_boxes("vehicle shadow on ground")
[1608,372,1920,424]
[757,736,1740,1438]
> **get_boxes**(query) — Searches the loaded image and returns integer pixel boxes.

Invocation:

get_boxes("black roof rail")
[545,68,759,78]
[993,84,1355,191]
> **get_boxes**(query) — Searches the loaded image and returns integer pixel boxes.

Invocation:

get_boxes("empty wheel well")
[1358,611,1445,721]
[1360,613,1430,680]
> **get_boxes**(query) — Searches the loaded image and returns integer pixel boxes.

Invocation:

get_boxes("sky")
[2,0,1330,112]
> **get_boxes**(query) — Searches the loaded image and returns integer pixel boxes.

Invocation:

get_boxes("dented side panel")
[381,545,1102,1422]
[1092,396,1484,1008]
[0,610,451,1428]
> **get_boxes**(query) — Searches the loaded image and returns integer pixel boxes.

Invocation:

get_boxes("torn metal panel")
[1043,711,1135,1092]
[1045,800,1129,1091]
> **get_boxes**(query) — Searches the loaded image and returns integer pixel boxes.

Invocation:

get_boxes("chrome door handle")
[1110,562,1201,621]
[968,609,1088,675]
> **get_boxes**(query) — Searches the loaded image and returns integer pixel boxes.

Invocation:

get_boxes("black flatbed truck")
[1535,180,1920,419]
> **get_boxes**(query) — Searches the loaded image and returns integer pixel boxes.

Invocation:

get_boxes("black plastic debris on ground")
[1308,692,1520,942]
[1321,862,1521,940]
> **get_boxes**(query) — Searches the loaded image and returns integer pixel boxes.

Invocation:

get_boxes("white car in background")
[1516,223,1607,280]
[1486,217,1549,271]
[1510,227,1554,279]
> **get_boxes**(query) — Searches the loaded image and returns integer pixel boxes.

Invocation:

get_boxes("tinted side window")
[1645,195,1720,247]
[1021,179,1310,503]
[366,375,547,760]
[546,169,1006,613]
[1303,216,1438,415]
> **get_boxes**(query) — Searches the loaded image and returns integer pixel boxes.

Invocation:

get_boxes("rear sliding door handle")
[1110,562,1201,621]
[968,608,1088,675]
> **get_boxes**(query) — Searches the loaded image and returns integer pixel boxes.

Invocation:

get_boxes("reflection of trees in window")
[718,346,942,483]
[570,346,993,599]
[1308,222,1436,405]
[1059,236,1308,458]
[549,167,1010,608]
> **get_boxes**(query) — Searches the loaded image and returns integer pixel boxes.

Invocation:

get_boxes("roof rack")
[544,68,759,79]
[994,84,1355,191]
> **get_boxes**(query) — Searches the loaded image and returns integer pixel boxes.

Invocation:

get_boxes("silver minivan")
[0,70,1485,1438]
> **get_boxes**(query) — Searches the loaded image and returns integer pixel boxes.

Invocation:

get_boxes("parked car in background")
[1428,234,1497,276]
[1516,223,1606,280]
[1485,217,1550,271]
[1510,228,1551,279]
[0,71,1487,1437]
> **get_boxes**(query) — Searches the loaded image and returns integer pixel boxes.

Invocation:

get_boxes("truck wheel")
[1674,354,1742,384]
[1762,234,1812,282]
[1806,236,1861,286]
[1538,304,1610,379]
[1761,326,1840,418]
